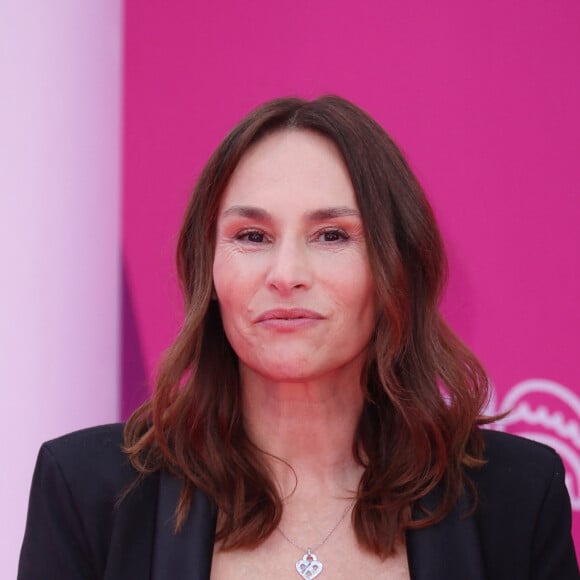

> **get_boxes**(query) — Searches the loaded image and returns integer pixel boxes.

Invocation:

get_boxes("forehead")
[219,129,357,210]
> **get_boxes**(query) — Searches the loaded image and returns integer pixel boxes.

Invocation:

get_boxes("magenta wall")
[123,0,580,548]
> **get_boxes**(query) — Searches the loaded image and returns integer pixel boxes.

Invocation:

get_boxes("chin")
[245,354,323,382]
[260,364,316,383]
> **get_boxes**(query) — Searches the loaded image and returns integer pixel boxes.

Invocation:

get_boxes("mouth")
[254,308,324,323]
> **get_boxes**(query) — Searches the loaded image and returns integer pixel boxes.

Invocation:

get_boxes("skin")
[213,128,376,490]
[211,129,409,579]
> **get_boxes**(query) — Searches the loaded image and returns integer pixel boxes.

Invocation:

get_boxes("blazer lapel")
[152,471,217,580]
[148,471,486,580]
[406,489,487,580]
[104,473,159,579]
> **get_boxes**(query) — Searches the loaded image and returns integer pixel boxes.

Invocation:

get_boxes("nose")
[265,238,312,294]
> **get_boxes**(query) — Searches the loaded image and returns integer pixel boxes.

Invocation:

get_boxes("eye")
[317,228,350,242]
[236,229,267,243]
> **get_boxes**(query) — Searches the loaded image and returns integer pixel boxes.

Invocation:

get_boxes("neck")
[240,366,365,500]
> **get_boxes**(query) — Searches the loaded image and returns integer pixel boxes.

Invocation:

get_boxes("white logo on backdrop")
[486,378,580,512]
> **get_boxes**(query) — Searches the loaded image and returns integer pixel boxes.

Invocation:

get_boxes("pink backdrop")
[123,0,580,549]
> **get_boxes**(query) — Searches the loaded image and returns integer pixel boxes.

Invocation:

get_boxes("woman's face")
[213,129,376,385]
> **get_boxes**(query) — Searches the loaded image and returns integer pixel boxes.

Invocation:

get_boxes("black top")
[18,423,579,579]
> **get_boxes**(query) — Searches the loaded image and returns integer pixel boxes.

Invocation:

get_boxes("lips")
[254,308,324,323]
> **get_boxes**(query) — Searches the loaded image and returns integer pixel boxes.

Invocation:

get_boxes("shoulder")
[42,422,125,457]
[31,423,144,531]
[42,422,126,458]
[30,422,155,539]
[470,429,578,578]
[479,428,562,474]
[473,428,565,507]
[20,424,158,578]
[39,423,133,493]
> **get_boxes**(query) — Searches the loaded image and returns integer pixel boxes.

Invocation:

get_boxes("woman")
[19,96,578,579]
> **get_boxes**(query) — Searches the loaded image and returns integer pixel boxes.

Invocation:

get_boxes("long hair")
[124,95,493,556]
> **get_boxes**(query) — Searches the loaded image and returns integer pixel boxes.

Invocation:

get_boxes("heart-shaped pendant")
[295,551,323,579]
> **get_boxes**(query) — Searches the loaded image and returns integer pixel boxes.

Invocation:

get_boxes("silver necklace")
[277,499,356,579]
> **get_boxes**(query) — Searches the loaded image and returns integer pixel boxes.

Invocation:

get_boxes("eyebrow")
[307,207,361,221]
[221,205,361,221]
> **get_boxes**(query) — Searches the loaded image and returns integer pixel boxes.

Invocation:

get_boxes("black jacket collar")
[407,488,486,579]
[152,471,217,580]
[147,472,486,580]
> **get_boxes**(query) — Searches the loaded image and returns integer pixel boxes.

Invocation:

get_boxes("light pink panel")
[124,0,580,547]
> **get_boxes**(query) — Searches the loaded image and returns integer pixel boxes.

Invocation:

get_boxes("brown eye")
[236,230,266,243]
[246,232,264,243]
[318,229,349,242]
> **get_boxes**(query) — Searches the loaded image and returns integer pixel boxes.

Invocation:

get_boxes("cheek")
[325,258,375,314]
[212,251,240,304]
[213,256,255,326]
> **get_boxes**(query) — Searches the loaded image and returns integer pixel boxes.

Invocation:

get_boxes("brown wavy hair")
[124,95,493,557]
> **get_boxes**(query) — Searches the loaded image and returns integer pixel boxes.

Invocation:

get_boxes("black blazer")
[18,424,579,579]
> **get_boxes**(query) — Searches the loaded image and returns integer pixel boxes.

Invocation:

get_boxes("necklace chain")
[277,498,356,553]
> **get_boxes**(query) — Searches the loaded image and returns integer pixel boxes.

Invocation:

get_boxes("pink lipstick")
[254,308,324,331]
